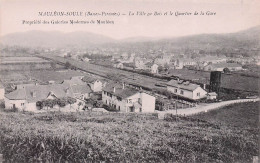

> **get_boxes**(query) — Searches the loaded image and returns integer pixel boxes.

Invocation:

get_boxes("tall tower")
[209,71,221,94]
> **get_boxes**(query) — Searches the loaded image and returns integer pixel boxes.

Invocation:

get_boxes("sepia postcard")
[0,0,259,162]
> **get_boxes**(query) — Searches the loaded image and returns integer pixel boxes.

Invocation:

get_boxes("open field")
[0,102,258,162]
[192,102,259,130]
[29,69,90,83]
[168,69,259,92]
[0,57,49,64]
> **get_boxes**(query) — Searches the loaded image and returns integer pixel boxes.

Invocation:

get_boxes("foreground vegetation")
[0,102,258,162]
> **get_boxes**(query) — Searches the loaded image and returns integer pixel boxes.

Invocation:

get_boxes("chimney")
[122,83,125,89]
[113,87,116,93]
[203,84,206,90]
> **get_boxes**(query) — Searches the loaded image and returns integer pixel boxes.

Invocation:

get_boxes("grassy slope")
[0,102,259,162]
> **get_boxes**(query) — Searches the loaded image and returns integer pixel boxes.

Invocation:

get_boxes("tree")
[164,63,170,70]
[57,99,66,111]
[44,99,55,110]
[158,66,164,73]
[223,68,230,73]
[65,61,71,69]
[66,97,77,109]
[36,101,43,110]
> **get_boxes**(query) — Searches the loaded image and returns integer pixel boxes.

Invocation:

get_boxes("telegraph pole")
[176,94,178,121]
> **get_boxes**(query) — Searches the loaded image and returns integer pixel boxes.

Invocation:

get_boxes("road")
[157,98,259,119]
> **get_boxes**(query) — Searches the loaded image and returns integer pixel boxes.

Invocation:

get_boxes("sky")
[0,0,259,39]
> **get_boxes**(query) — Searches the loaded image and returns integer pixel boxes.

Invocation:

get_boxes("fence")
[157,98,259,119]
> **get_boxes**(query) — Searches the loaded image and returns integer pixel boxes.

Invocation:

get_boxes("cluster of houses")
[112,53,244,74]
[0,71,219,113]
[1,75,158,113]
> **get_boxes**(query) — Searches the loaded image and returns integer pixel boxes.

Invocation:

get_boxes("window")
[118,106,120,111]
[197,92,200,97]
[180,90,184,95]
[174,89,177,93]
[21,103,25,106]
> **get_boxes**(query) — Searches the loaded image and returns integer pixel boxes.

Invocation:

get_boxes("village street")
[157,98,259,118]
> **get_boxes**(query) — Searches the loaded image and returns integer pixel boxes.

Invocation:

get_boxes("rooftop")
[5,84,74,102]
[103,83,140,99]
[166,80,201,91]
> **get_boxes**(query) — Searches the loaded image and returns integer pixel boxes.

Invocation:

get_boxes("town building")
[166,80,207,100]
[204,63,243,72]
[102,83,156,112]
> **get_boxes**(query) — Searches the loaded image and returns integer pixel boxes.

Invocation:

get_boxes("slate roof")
[71,84,92,94]
[5,89,26,100]
[166,80,201,91]
[63,77,85,85]
[103,83,139,99]
[208,92,217,96]
[82,76,100,84]
[5,84,74,102]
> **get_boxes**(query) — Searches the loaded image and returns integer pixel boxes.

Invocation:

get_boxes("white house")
[83,57,91,62]
[102,83,156,113]
[113,62,124,69]
[0,84,5,100]
[4,84,74,111]
[82,76,103,92]
[166,79,207,100]
[62,76,93,100]
[4,82,92,111]
[207,92,217,100]
[204,63,243,72]
[151,64,159,74]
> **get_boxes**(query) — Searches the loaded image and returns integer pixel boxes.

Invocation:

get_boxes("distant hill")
[1,26,259,51]
[112,25,260,56]
[1,30,115,48]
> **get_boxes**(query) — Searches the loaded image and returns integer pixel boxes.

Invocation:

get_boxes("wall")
[141,93,155,112]
[4,97,26,111]
[92,81,103,92]
[102,91,127,112]
[167,86,193,99]
[192,87,207,100]
[26,102,37,111]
